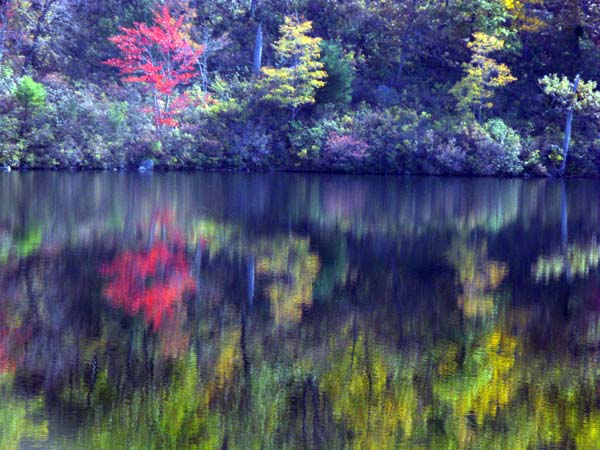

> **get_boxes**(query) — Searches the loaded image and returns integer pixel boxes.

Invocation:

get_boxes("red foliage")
[103,6,204,128]
[101,211,196,330]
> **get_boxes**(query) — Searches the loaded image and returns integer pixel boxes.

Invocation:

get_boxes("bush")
[288,115,347,163]
[424,132,469,175]
[321,132,368,171]
[11,79,152,169]
[456,119,524,176]
[15,76,46,110]
[352,106,433,173]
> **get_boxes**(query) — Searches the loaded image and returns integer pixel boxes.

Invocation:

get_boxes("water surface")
[1,172,600,449]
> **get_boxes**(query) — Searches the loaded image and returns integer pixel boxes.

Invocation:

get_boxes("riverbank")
[1,79,594,177]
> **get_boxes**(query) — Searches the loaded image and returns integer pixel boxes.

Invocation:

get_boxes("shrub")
[424,133,469,175]
[352,106,432,172]
[321,132,368,171]
[288,115,345,162]
[15,76,46,110]
[457,119,524,176]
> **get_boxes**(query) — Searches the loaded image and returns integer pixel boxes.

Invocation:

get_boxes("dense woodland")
[1,0,600,175]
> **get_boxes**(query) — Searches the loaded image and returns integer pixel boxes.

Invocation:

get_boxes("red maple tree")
[103,6,204,128]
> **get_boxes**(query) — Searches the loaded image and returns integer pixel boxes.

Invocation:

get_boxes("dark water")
[1,172,600,449]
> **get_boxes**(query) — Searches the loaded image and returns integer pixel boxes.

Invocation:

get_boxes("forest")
[1,0,600,176]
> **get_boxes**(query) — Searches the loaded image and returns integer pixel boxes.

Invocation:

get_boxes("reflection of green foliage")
[191,218,238,257]
[70,353,222,450]
[322,324,420,449]
[16,227,43,258]
[313,236,348,300]
[532,241,600,282]
[233,364,306,450]
[0,236,9,263]
[446,239,508,318]
[0,376,48,450]
[0,227,42,262]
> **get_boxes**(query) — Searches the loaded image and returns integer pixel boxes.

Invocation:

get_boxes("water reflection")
[1,173,600,449]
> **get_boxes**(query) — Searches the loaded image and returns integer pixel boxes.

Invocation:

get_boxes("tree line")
[1,0,600,176]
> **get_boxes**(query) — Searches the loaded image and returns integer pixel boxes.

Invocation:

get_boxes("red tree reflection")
[0,311,16,374]
[0,308,29,374]
[101,212,196,330]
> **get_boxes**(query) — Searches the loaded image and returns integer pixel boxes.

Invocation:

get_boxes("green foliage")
[14,76,46,110]
[352,106,433,172]
[316,41,354,105]
[288,116,344,160]
[0,115,23,166]
[539,74,600,114]
[461,119,524,175]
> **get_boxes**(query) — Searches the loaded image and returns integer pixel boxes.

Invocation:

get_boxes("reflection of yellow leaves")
[488,261,508,288]
[214,328,241,389]
[437,343,459,376]
[449,240,508,318]
[257,236,320,325]
[322,327,419,449]
[473,330,517,424]
[458,293,495,318]
[434,327,519,443]
[577,410,600,450]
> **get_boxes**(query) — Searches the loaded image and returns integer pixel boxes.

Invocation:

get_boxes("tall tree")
[259,16,327,119]
[450,32,516,122]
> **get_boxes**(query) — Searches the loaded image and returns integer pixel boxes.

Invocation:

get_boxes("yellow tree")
[259,16,327,120]
[450,33,516,122]
[503,0,545,33]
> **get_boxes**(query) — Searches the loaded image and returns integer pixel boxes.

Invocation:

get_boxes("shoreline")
[0,165,573,179]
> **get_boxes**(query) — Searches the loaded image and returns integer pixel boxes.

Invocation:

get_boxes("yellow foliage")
[322,327,419,450]
[502,0,545,32]
[450,33,516,119]
[259,16,327,114]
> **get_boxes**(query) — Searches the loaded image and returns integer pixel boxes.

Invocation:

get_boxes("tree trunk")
[560,74,580,176]
[253,22,263,74]
[250,0,258,19]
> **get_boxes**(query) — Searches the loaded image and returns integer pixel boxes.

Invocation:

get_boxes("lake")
[1,172,600,449]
